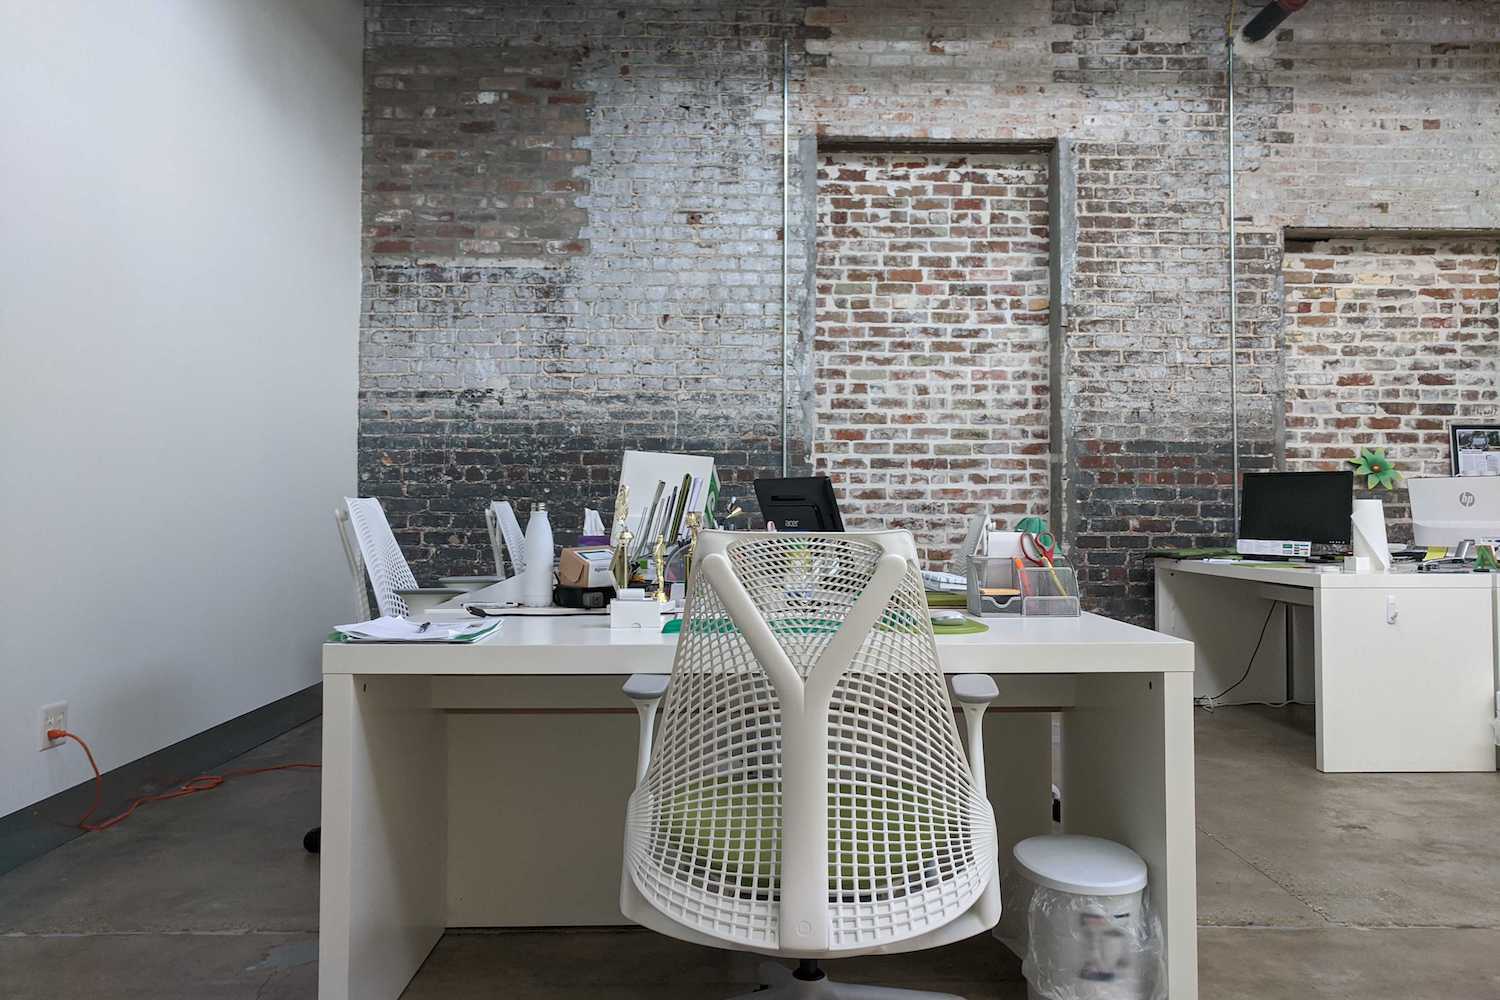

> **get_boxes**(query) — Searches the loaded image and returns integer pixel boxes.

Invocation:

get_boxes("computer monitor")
[1237,471,1353,558]
[753,476,845,532]
[1408,476,1500,547]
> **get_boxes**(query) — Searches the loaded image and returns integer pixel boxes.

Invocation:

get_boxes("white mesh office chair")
[485,500,527,578]
[334,506,373,621]
[622,531,1001,999]
[342,497,421,618]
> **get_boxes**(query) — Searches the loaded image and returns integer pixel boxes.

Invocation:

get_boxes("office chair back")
[485,500,527,578]
[334,507,373,621]
[343,497,419,618]
[622,532,998,957]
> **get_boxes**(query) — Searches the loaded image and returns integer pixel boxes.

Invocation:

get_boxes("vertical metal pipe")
[1227,37,1241,533]
[781,37,791,478]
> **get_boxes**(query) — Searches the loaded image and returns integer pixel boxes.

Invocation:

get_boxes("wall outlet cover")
[39,702,67,751]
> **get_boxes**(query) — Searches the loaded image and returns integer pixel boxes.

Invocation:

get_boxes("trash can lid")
[1013,835,1148,896]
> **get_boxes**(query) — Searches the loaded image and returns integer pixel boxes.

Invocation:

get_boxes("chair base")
[726,962,966,1000]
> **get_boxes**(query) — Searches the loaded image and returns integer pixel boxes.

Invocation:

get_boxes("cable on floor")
[1194,600,1280,712]
[47,729,319,833]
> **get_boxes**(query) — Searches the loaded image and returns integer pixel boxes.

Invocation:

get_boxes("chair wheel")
[303,827,321,854]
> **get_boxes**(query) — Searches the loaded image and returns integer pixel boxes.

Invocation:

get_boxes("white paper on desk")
[448,573,525,608]
[583,508,605,535]
[465,605,610,617]
[335,616,500,642]
[1350,499,1391,571]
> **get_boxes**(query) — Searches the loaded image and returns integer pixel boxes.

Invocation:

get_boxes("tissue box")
[559,546,616,589]
[610,598,665,630]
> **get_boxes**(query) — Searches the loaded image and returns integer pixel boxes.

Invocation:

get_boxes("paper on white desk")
[445,574,525,608]
[335,616,501,643]
[1350,498,1392,570]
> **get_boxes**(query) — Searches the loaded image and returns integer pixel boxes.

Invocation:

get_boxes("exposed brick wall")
[797,0,1500,618]
[358,0,1500,621]
[800,1,1252,618]
[361,2,814,576]
[1234,4,1500,232]
[1283,238,1500,540]
[364,45,591,260]
[814,151,1051,566]
[1230,3,1500,491]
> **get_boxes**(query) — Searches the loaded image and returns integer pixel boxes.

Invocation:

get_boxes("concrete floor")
[1,706,1498,999]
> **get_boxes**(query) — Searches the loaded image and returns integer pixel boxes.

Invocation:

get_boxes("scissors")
[1019,529,1066,592]
[1020,529,1056,566]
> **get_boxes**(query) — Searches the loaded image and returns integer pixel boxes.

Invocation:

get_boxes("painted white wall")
[0,0,362,817]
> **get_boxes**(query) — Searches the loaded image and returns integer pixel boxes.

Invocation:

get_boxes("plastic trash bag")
[1021,884,1166,1000]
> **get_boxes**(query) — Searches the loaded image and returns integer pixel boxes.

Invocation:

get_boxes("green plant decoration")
[1349,447,1401,490]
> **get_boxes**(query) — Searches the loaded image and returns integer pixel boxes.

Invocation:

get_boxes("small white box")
[610,599,665,630]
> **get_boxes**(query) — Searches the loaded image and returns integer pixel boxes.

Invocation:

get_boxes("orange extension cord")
[47,729,320,833]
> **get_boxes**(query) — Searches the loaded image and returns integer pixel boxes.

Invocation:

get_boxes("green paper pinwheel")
[1349,447,1401,490]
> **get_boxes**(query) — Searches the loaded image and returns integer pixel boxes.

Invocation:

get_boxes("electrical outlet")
[38,702,67,751]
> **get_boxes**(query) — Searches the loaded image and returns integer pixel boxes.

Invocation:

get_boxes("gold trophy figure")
[611,484,630,544]
[684,511,702,579]
[652,533,669,604]
[612,529,634,591]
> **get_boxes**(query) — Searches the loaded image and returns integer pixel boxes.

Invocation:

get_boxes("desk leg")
[319,674,447,1000]
[985,711,1056,869]
[1062,672,1197,1000]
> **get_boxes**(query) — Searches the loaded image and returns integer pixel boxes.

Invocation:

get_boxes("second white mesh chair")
[334,506,374,621]
[485,500,527,578]
[621,530,1001,999]
[342,496,423,618]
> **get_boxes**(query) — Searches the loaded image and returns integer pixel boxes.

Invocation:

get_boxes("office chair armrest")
[623,674,670,784]
[950,674,999,799]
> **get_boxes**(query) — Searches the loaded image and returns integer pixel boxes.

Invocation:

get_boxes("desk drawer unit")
[1315,584,1496,773]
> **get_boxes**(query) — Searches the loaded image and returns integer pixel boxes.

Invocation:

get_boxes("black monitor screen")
[753,476,845,532]
[1239,471,1353,546]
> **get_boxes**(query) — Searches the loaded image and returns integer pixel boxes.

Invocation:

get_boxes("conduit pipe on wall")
[1226,36,1241,528]
[781,37,791,478]
[1227,1,1308,529]
[1242,0,1310,43]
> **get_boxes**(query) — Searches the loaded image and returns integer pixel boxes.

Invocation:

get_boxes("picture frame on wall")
[1450,423,1500,476]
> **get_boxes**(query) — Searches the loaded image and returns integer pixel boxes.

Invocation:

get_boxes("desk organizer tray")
[965,556,1080,617]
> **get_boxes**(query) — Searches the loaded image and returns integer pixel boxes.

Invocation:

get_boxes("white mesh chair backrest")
[334,508,373,621]
[624,532,997,955]
[694,528,919,565]
[486,501,527,578]
[343,497,419,618]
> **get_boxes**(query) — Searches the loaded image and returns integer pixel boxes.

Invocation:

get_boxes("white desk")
[319,613,1198,1000]
[1155,559,1498,773]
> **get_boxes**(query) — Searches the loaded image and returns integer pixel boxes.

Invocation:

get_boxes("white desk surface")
[1156,557,1496,590]
[323,610,1193,677]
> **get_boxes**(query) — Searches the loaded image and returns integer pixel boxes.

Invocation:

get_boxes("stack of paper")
[334,617,501,643]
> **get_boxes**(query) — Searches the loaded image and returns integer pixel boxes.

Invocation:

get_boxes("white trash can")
[1009,835,1162,1000]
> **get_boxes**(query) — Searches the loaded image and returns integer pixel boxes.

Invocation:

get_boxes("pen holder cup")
[965,557,1081,618]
